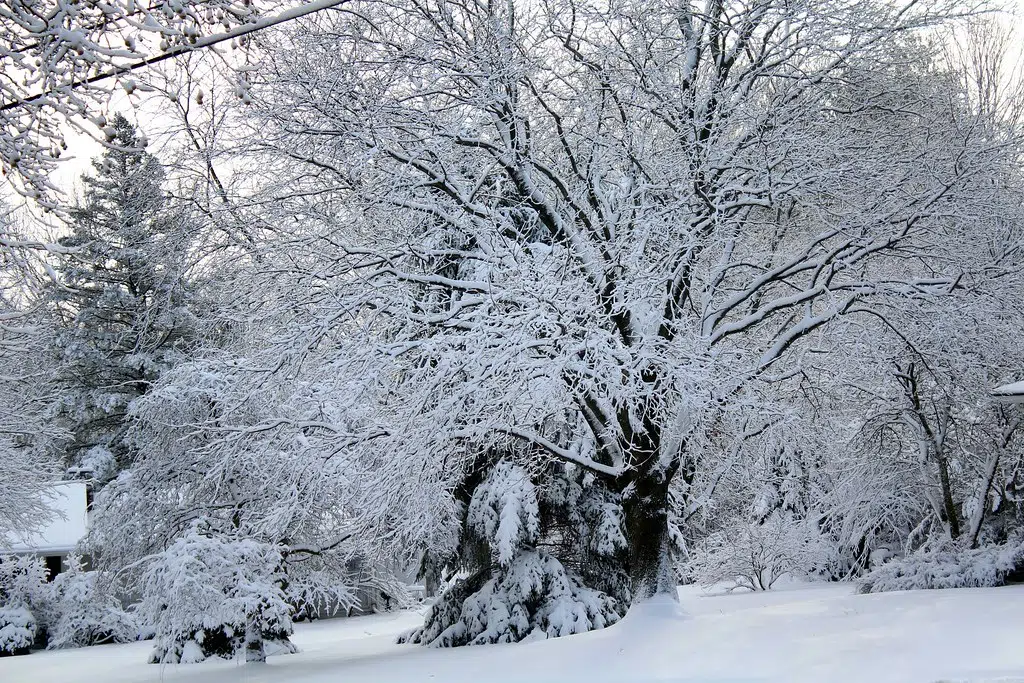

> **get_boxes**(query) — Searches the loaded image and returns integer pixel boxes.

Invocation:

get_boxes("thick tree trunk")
[622,468,677,604]
[611,384,682,606]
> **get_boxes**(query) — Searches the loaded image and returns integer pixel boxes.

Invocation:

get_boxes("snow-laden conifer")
[45,115,195,481]
[403,462,622,646]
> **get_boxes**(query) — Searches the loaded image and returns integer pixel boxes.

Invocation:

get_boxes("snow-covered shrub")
[74,445,118,484]
[401,462,622,646]
[0,555,54,636]
[859,534,1024,593]
[687,514,834,591]
[47,559,137,649]
[0,606,37,656]
[139,531,297,664]
[0,554,49,605]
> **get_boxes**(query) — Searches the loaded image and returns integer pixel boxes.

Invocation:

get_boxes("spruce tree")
[49,114,195,481]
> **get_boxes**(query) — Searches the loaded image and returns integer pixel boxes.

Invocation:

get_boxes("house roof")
[3,482,88,555]
[993,380,1024,404]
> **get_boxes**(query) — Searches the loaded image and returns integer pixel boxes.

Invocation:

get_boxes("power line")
[0,0,349,115]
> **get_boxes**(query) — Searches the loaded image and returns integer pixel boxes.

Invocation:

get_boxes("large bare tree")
[245,0,1018,604]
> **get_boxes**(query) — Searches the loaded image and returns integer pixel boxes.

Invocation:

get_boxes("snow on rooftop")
[993,380,1024,402]
[3,481,88,554]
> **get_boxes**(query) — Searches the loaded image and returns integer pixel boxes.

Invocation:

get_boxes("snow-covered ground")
[4,583,1024,683]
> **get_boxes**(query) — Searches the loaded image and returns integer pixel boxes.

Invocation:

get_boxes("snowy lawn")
[3,583,1024,683]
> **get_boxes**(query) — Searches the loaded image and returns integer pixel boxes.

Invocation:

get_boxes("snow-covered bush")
[0,606,37,656]
[74,446,118,485]
[859,534,1024,593]
[686,514,834,591]
[0,555,54,634]
[1,555,137,650]
[0,554,49,604]
[139,531,297,664]
[47,559,137,649]
[401,462,622,646]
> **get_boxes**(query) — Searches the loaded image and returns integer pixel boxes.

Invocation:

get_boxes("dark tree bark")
[612,395,682,604]
[621,467,677,602]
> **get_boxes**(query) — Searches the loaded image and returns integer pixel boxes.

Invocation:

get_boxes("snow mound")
[620,593,688,623]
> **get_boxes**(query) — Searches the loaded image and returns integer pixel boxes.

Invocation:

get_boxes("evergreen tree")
[48,114,195,481]
[402,458,626,646]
